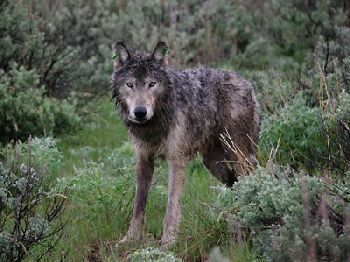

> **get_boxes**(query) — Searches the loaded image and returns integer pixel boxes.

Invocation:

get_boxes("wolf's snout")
[133,106,147,118]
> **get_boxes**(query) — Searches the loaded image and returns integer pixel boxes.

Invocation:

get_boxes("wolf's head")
[112,42,170,125]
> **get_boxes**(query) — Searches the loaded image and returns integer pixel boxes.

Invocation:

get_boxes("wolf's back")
[168,67,259,139]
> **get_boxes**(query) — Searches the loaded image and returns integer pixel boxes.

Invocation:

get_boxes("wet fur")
[112,43,260,249]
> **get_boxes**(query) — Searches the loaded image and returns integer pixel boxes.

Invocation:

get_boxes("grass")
[47,98,258,261]
[57,100,128,174]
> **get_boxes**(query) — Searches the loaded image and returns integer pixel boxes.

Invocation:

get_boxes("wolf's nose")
[133,106,147,118]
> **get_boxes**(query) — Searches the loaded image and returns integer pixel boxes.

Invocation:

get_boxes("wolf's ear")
[151,42,168,65]
[113,42,130,68]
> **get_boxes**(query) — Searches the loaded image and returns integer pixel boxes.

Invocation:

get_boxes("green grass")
[57,100,128,174]
[49,98,258,261]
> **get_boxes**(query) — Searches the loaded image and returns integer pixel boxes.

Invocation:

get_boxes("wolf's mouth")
[128,117,150,125]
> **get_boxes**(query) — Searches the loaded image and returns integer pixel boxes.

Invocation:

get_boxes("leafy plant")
[259,93,326,170]
[213,164,350,261]
[128,247,182,262]
[0,65,80,143]
[0,138,67,261]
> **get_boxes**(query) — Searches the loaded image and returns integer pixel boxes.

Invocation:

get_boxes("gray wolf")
[111,42,260,249]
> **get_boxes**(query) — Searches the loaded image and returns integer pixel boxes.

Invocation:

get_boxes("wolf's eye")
[126,82,133,88]
[149,82,156,88]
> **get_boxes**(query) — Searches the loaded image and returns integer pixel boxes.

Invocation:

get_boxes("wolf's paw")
[116,230,142,247]
[160,232,176,251]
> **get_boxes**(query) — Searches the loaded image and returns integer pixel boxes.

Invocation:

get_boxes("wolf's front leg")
[161,159,185,250]
[119,153,154,244]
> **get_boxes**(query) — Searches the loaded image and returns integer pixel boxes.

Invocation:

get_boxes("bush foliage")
[0,138,67,261]
[128,247,182,262]
[213,164,350,261]
[0,66,80,143]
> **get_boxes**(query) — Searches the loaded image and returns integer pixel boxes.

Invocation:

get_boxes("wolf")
[111,42,260,250]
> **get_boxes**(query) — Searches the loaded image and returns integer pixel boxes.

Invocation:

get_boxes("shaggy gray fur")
[111,42,260,249]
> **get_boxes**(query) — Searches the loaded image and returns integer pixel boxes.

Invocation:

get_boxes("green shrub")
[128,247,182,262]
[259,93,326,170]
[213,164,350,261]
[250,70,298,114]
[263,0,348,62]
[0,138,67,261]
[0,65,80,143]
[258,24,350,171]
[303,26,350,106]
[0,0,106,95]
[320,91,350,173]
[4,137,62,179]
[259,90,350,173]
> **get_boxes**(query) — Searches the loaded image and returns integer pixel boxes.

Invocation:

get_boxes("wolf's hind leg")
[119,154,154,244]
[202,143,237,187]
